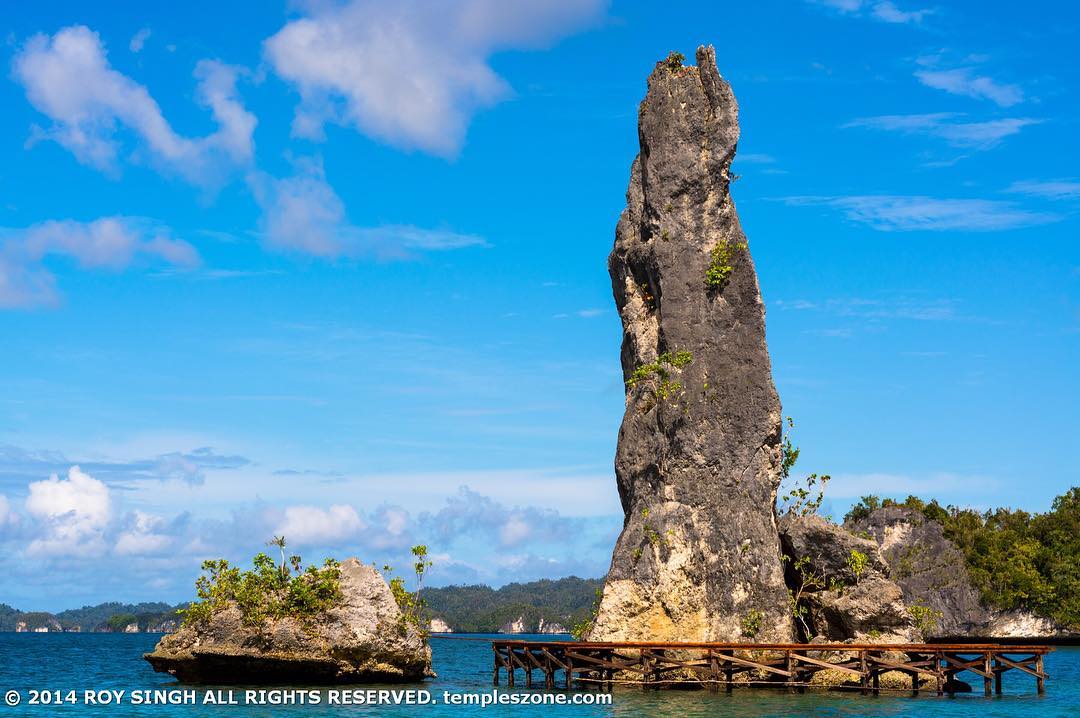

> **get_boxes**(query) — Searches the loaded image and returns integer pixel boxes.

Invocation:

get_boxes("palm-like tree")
[268,536,288,580]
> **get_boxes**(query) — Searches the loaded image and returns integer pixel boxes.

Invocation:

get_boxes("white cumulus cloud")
[114,510,173,556]
[13,25,256,183]
[26,466,112,556]
[0,494,12,529]
[275,504,366,545]
[264,0,605,156]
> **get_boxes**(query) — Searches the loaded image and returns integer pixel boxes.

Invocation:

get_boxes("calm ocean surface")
[0,633,1076,717]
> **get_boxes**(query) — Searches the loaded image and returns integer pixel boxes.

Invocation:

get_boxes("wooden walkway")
[492,640,1052,696]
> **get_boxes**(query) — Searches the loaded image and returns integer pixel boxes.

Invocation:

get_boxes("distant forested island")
[0,577,603,634]
[4,490,1075,634]
[0,601,184,633]
[423,576,603,633]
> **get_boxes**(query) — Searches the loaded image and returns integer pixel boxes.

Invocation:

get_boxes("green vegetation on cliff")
[424,576,603,633]
[845,488,1080,630]
[181,541,342,627]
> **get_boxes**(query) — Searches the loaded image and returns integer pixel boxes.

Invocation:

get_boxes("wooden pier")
[492,640,1052,695]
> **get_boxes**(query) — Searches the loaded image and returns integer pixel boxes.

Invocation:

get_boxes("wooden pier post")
[993,658,1002,695]
[493,647,500,686]
[859,651,868,695]
[983,652,992,697]
[935,651,944,696]
[1036,655,1045,695]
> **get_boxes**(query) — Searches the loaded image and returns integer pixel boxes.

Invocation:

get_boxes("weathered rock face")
[145,558,432,684]
[845,506,988,636]
[846,506,1072,638]
[780,514,916,642]
[589,46,791,643]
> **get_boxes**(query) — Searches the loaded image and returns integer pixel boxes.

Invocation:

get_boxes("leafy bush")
[383,545,433,634]
[705,239,747,289]
[664,51,685,71]
[627,350,693,413]
[777,417,830,516]
[909,603,943,639]
[783,554,825,640]
[180,539,341,628]
[740,608,763,638]
[571,589,604,640]
[846,549,868,584]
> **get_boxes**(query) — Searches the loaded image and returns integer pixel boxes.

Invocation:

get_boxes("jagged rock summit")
[145,558,432,684]
[589,46,792,642]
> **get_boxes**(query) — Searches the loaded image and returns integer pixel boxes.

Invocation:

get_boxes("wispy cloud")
[843,113,1040,150]
[781,195,1059,232]
[0,217,199,308]
[0,444,249,489]
[13,25,255,184]
[264,0,606,157]
[247,158,487,259]
[1006,180,1080,201]
[737,153,777,164]
[776,296,965,322]
[808,0,932,24]
[129,28,151,53]
[870,0,932,23]
[915,67,1023,107]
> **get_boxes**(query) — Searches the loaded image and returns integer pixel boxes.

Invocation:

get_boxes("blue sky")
[0,1,1076,611]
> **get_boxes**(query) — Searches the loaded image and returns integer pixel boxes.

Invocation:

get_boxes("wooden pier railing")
[491,640,1052,696]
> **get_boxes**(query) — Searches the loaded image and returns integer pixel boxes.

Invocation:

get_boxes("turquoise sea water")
[0,633,1076,717]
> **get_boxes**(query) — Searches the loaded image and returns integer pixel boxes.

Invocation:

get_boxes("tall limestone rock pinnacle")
[589,46,792,642]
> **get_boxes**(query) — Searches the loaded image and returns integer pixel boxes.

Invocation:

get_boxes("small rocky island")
[145,556,432,683]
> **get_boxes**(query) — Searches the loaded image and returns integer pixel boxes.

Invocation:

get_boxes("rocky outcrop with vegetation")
[779,514,916,642]
[590,46,792,642]
[845,497,1077,638]
[845,504,989,635]
[145,555,431,684]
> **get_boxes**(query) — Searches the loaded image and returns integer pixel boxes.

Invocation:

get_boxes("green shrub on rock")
[180,539,342,628]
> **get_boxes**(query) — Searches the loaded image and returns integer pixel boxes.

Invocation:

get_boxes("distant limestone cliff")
[589,46,792,642]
